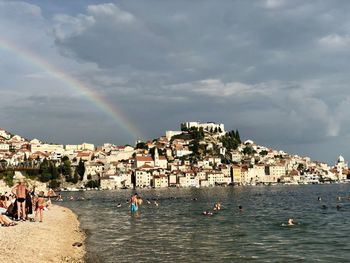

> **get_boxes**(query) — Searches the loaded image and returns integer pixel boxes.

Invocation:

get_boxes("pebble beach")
[0,205,85,263]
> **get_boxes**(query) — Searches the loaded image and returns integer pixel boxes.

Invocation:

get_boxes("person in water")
[213,202,221,211]
[288,218,294,226]
[202,211,213,216]
[130,193,138,213]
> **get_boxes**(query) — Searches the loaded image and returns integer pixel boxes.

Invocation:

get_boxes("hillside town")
[0,122,349,190]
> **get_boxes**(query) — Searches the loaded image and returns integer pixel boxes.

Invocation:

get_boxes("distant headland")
[0,121,348,191]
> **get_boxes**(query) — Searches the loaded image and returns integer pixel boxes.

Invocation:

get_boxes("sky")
[1,0,350,164]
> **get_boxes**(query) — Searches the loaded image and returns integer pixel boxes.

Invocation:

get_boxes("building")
[153,174,169,188]
[181,121,225,133]
[165,131,183,140]
[31,143,64,154]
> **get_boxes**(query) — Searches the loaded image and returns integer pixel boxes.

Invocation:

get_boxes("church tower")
[154,147,159,167]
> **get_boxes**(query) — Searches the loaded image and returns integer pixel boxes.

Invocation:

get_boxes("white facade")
[181,121,225,133]
[31,144,64,153]
[0,144,10,151]
[66,143,95,151]
[0,130,10,139]
[135,170,152,188]
[165,131,183,140]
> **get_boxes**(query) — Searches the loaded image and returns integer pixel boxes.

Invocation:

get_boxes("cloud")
[264,0,286,9]
[3,1,350,162]
[319,34,350,49]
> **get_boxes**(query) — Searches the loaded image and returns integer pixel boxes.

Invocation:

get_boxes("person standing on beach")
[12,180,27,220]
[35,191,46,222]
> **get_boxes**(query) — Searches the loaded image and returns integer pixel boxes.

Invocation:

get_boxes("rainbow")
[0,37,143,141]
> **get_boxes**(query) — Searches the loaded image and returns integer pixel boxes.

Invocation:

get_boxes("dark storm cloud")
[2,0,350,162]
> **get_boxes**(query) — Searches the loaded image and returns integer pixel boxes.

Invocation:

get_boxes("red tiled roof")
[136,156,153,162]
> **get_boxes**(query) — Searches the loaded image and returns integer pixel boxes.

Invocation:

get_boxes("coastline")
[0,204,86,263]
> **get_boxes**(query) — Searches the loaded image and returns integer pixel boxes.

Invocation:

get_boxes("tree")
[235,130,241,143]
[260,150,268,156]
[62,156,69,162]
[76,159,85,181]
[0,171,14,187]
[136,142,148,150]
[220,130,240,151]
[62,160,72,177]
[0,160,7,169]
[50,163,59,180]
[72,170,79,184]
[242,146,254,155]
[85,180,99,188]
[48,179,61,189]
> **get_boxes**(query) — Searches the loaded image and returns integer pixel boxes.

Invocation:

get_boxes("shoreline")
[0,204,86,263]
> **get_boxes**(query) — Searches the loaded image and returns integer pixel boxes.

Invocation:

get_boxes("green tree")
[0,171,14,187]
[85,180,100,188]
[62,160,72,177]
[242,146,254,155]
[136,142,148,150]
[50,162,59,180]
[72,169,79,184]
[260,150,268,156]
[235,130,241,143]
[0,160,7,169]
[76,159,85,181]
[48,179,61,189]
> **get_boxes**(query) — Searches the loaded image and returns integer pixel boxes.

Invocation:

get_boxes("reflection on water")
[58,184,350,263]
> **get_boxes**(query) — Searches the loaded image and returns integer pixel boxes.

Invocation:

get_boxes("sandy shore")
[0,205,85,263]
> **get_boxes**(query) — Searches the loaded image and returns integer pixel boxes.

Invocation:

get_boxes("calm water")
[58,184,350,263]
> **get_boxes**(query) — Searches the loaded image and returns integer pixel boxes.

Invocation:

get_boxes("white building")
[165,131,183,140]
[31,144,64,154]
[0,129,10,139]
[0,144,10,151]
[135,170,152,188]
[66,143,95,151]
[181,121,225,133]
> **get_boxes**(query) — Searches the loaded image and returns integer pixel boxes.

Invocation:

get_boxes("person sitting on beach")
[0,214,16,226]
[0,195,8,215]
[12,180,28,221]
[34,191,46,222]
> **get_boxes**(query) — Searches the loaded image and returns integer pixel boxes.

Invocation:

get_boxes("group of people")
[0,180,54,226]
[202,202,222,216]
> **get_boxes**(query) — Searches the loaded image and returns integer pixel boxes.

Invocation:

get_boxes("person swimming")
[288,218,294,226]
[213,202,221,211]
[202,211,213,216]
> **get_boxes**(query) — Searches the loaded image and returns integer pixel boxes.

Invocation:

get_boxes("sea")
[58,184,350,263]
